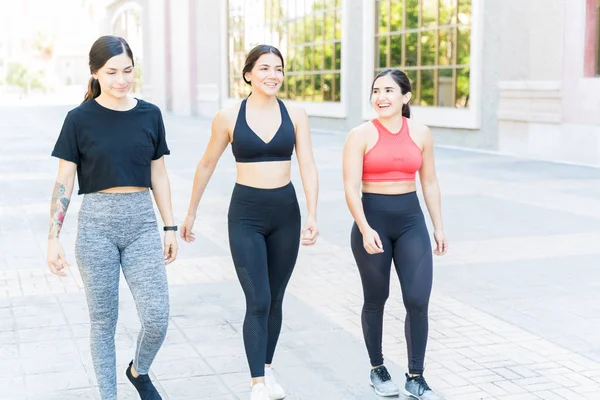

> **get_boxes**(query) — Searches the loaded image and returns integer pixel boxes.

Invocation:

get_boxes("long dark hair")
[242,44,285,85]
[370,69,412,118]
[82,35,134,103]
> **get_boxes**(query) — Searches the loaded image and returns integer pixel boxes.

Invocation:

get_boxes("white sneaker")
[251,383,270,400]
[265,367,286,400]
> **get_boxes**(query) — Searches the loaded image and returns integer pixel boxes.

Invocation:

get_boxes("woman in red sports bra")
[343,69,448,399]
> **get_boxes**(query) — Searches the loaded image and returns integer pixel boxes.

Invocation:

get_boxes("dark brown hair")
[82,35,134,103]
[242,44,285,85]
[371,69,412,118]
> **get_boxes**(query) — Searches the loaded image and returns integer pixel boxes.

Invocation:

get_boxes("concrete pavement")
[1,104,600,399]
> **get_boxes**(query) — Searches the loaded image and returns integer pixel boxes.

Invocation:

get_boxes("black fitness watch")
[163,226,178,232]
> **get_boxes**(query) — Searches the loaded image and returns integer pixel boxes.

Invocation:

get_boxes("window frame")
[220,0,348,118]
[362,0,483,129]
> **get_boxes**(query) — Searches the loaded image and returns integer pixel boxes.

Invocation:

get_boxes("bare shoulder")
[406,118,431,135]
[406,117,432,143]
[346,121,374,147]
[282,102,308,124]
[349,120,375,139]
[213,102,243,135]
[216,102,242,124]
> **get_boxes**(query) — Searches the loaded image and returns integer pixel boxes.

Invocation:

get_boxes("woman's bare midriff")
[362,181,417,195]
[99,186,148,193]
[236,161,292,189]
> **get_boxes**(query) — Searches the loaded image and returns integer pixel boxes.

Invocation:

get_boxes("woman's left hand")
[164,231,178,264]
[433,230,448,256]
[301,216,319,246]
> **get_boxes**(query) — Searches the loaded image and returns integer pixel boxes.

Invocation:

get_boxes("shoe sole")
[369,382,400,397]
[403,390,421,399]
[250,380,285,399]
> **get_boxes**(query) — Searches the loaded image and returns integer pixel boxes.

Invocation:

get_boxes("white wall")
[169,0,192,115]
[145,0,167,110]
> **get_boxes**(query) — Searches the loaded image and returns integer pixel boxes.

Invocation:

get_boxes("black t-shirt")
[51,99,170,195]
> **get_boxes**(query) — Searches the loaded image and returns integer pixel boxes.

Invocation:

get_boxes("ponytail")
[370,69,413,118]
[82,77,101,103]
[83,35,134,104]
[402,103,411,118]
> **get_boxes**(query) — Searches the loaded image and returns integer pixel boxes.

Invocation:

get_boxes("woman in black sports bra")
[181,44,319,400]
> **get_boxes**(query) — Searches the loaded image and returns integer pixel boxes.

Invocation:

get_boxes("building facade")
[103,0,600,166]
[0,0,101,95]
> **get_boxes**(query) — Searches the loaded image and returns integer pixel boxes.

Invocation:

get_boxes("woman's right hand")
[362,227,384,254]
[180,214,196,243]
[47,238,69,276]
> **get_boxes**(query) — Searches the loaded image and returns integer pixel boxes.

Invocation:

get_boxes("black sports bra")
[231,98,295,163]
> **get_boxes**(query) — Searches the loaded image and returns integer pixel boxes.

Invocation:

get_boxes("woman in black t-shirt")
[47,36,176,400]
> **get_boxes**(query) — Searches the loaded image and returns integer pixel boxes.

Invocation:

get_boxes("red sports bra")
[362,118,422,182]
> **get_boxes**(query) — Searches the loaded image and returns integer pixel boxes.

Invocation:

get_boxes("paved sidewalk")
[1,105,600,399]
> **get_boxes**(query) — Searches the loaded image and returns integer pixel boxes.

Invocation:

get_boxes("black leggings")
[351,191,433,375]
[228,182,301,378]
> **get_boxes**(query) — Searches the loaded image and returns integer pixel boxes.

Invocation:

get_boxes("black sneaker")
[369,366,400,397]
[126,361,162,400]
[404,374,445,400]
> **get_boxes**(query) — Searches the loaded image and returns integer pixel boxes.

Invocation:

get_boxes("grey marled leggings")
[75,190,169,400]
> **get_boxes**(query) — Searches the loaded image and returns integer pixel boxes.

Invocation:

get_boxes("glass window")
[227,0,342,102]
[374,0,471,108]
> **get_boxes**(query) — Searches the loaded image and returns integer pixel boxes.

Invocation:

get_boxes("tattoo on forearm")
[49,182,70,239]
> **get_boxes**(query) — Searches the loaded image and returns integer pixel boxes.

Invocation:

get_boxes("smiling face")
[370,74,412,118]
[244,52,284,96]
[92,52,135,100]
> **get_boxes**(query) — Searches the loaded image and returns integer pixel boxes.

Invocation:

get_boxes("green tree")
[6,62,45,92]
[229,0,341,102]
[377,0,471,107]
[283,0,341,102]
[33,31,55,61]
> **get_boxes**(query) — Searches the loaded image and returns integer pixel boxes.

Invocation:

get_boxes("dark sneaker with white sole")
[126,361,162,400]
[404,374,445,400]
[369,366,400,397]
